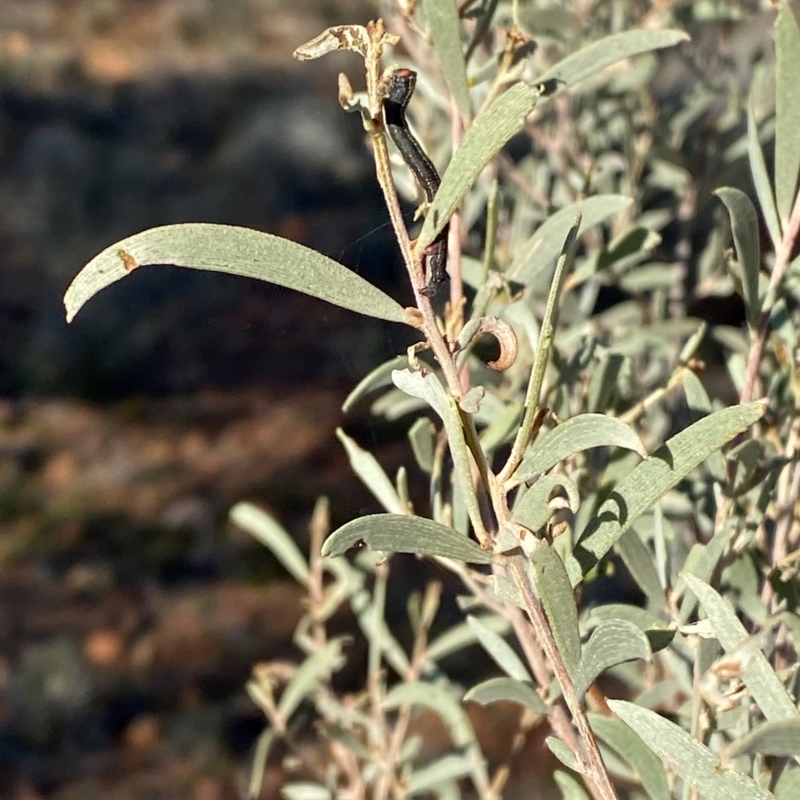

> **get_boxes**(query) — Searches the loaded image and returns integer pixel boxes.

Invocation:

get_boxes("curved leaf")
[608,700,775,800]
[508,196,633,285]
[464,677,547,713]
[278,638,347,720]
[427,614,511,663]
[418,82,541,249]
[536,29,690,96]
[392,369,485,537]
[680,574,799,722]
[715,187,761,328]
[554,770,590,800]
[336,429,406,515]
[514,413,647,485]
[513,474,580,532]
[466,615,531,682]
[64,223,407,324]
[406,754,473,795]
[573,620,651,701]
[322,513,496,564]
[567,401,767,585]
[230,502,310,586]
[727,719,800,758]
[342,356,409,413]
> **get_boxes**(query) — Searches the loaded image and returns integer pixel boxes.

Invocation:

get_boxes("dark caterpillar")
[382,68,448,297]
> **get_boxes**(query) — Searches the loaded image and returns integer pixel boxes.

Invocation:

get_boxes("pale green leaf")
[230,502,309,585]
[392,368,484,535]
[385,682,490,793]
[554,770,590,800]
[64,223,407,324]
[682,370,727,483]
[536,30,689,96]
[418,82,541,249]
[342,356,409,413]
[727,719,800,758]
[680,574,799,722]
[546,737,579,770]
[409,417,436,474]
[608,700,775,800]
[336,429,406,515]
[775,4,800,227]
[322,513,496,564]
[588,714,670,800]
[616,529,666,610]
[567,401,767,585]
[508,196,633,285]
[406,754,473,795]
[422,0,471,123]
[775,765,800,800]
[466,615,532,682]
[513,413,647,485]
[530,546,581,677]
[464,677,547,713]
[715,187,761,328]
[747,99,781,250]
[281,783,332,800]
[574,620,651,701]
[278,638,347,720]
[427,614,511,662]
[512,474,580,532]
[247,729,276,800]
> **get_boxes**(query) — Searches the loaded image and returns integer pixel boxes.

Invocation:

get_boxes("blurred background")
[0,1,419,797]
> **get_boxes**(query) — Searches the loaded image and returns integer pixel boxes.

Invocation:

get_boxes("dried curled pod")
[457,316,518,371]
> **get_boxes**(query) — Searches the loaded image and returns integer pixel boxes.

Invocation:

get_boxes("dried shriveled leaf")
[608,700,775,800]
[567,401,767,585]
[64,224,407,325]
[322,514,496,564]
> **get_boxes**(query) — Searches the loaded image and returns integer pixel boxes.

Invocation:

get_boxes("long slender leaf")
[64,223,407,324]
[727,720,800,758]
[336,429,406,515]
[535,30,689,97]
[681,574,799,722]
[230,502,310,586]
[775,3,800,227]
[466,615,532,682]
[747,99,781,249]
[278,638,347,720]
[530,547,581,677]
[588,713,670,800]
[418,82,541,249]
[507,196,633,285]
[715,187,762,328]
[609,700,775,800]
[567,401,767,585]
[422,0,471,123]
[322,513,496,564]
